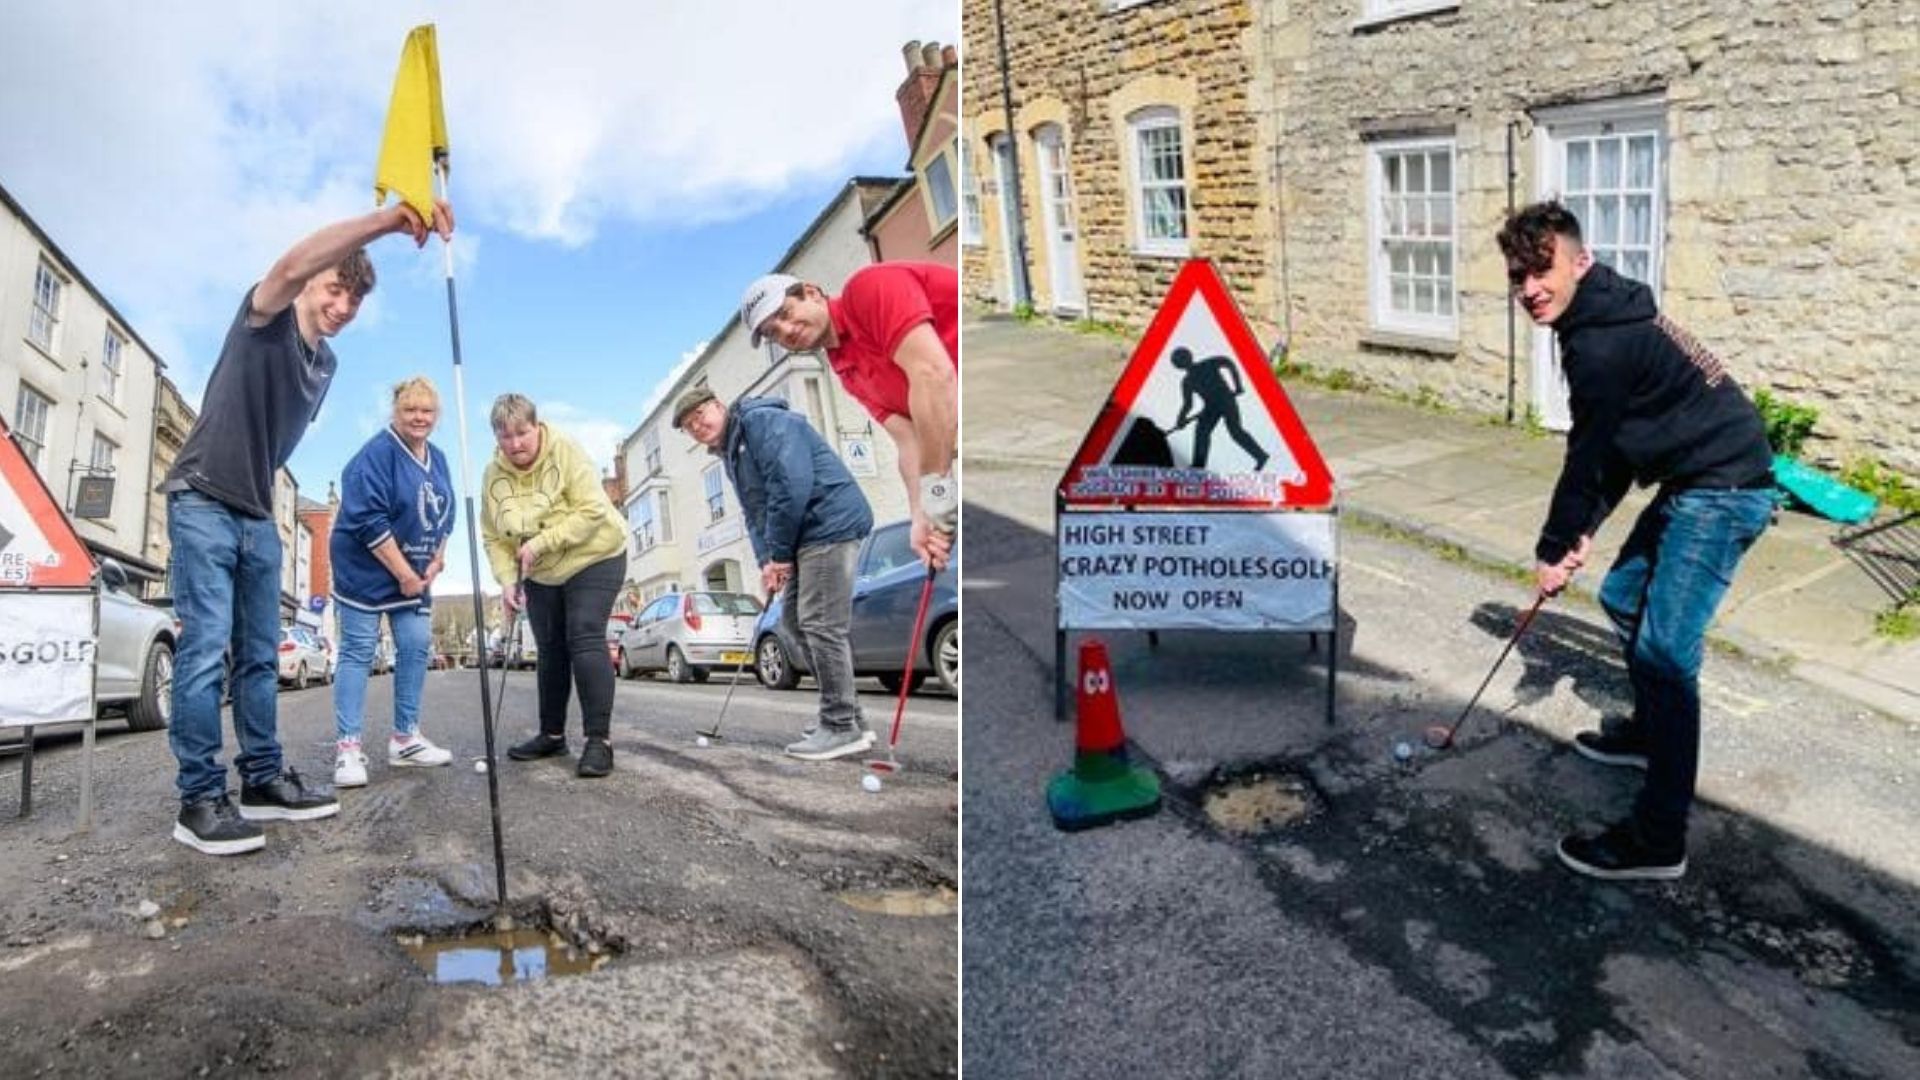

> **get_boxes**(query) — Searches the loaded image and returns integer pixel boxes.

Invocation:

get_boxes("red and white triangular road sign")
[0,416,95,588]
[1058,260,1334,509]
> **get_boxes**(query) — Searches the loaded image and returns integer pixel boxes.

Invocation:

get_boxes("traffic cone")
[1048,639,1162,831]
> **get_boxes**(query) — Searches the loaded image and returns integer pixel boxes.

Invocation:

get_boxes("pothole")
[1203,771,1322,835]
[836,886,958,917]
[398,923,614,986]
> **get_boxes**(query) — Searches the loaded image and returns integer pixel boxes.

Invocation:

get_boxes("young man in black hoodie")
[1499,201,1775,881]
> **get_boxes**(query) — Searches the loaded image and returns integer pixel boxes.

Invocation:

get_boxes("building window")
[13,383,53,469]
[702,464,726,523]
[1360,1,1461,26]
[631,495,658,552]
[656,491,674,543]
[960,142,984,245]
[642,426,662,476]
[1368,137,1457,339]
[29,260,64,352]
[1559,129,1663,288]
[100,326,126,403]
[90,432,116,473]
[923,145,959,231]
[1128,106,1189,256]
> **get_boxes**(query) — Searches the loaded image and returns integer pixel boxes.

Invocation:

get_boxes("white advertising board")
[0,591,97,728]
[1059,512,1336,632]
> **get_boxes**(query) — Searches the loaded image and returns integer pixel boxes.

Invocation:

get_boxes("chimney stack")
[894,37,947,152]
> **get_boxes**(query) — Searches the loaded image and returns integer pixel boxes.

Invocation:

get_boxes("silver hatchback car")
[616,591,762,683]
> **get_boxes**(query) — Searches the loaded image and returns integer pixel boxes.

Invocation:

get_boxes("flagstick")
[433,163,510,916]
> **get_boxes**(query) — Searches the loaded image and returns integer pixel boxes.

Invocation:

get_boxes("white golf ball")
[696,736,710,748]
[862,774,882,793]
[1393,741,1413,761]
[474,759,489,774]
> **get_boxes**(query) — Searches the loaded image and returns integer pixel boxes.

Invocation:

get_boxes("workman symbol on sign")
[1171,346,1269,471]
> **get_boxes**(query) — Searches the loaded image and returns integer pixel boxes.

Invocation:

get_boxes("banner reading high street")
[1058,512,1335,631]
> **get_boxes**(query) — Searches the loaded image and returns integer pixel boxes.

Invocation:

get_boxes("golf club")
[869,564,940,776]
[1424,593,1547,750]
[695,649,754,742]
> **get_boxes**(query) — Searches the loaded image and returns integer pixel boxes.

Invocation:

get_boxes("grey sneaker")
[784,726,876,761]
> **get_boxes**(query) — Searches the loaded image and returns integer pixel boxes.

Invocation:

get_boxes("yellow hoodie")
[481,423,627,587]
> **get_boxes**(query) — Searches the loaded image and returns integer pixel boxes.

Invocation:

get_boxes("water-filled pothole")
[836,886,958,917]
[1203,771,1321,835]
[399,927,611,986]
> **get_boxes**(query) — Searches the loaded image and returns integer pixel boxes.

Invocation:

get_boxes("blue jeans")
[1597,487,1773,848]
[333,603,433,743]
[167,489,284,803]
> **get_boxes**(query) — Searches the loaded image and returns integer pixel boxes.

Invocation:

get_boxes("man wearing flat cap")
[674,385,876,761]
[737,262,956,570]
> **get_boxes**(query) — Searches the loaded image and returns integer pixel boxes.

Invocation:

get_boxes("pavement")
[962,311,1919,723]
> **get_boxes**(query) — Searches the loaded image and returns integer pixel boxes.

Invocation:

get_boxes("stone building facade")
[963,0,1917,472]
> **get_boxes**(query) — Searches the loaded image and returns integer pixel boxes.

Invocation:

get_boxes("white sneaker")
[390,733,453,768]
[334,745,369,788]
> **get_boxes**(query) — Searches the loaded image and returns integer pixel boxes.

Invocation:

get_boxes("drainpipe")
[992,0,1033,306]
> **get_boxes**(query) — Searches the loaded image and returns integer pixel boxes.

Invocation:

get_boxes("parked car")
[487,618,538,670]
[278,625,331,689]
[752,520,958,695]
[96,560,176,731]
[605,613,633,669]
[371,634,396,675]
[617,591,761,683]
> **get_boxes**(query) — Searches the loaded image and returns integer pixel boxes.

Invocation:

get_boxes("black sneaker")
[1557,821,1687,881]
[508,733,569,761]
[172,795,265,856]
[577,739,613,778]
[238,768,340,822]
[1572,725,1650,770]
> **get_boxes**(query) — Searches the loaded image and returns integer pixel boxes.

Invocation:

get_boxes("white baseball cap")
[739,273,800,349]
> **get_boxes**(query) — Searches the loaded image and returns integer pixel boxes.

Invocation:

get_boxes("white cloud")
[637,339,711,427]
[1,0,955,399]
[538,400,629,473]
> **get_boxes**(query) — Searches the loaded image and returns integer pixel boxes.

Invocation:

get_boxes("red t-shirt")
[825,262,959,424]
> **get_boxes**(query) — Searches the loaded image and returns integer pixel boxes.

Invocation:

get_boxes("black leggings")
[523,554,624,740]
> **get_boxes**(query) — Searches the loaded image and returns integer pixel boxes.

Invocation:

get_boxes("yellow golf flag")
[374,24,448,221]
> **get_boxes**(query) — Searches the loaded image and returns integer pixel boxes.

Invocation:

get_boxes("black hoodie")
[1536,263,1772,565]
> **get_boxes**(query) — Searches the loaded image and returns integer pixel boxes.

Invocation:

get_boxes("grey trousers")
[781,540,866,733]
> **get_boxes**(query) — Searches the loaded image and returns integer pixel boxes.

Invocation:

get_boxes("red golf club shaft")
[887,567,939,750]
[1438,593,1546,747]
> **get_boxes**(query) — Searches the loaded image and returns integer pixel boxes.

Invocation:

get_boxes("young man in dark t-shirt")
[739,262,958,570]
[164,198,453,855]
[1499,201,1773,882]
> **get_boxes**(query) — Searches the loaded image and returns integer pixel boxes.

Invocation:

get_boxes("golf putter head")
[696,650,754,741]
[1425,594,1548,751]
[866,566,938,776]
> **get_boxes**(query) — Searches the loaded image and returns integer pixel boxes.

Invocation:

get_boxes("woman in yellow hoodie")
[481,394,629,777]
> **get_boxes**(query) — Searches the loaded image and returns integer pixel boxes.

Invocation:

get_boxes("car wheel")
[294,663,309,691]
[125,641,173,732]
[690,666,710,684]
[878,671,927,695]
[666,646,693,684]
[617,648,634,679]
[933,620,958,695]
[756,636,799,690]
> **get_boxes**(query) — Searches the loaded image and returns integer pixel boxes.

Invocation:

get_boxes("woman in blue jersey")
[330,376,458,786]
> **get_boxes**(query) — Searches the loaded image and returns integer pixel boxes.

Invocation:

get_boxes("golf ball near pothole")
[1394,741,1413,761]
[696,736,710,748]
[474,760,488,774]
[862,774,882,793]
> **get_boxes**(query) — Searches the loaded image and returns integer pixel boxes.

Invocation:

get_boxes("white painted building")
[619,178,916,608]
[0,181,166,588]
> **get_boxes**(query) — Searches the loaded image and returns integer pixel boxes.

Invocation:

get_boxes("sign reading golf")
[1056,259,1338,637]
[1059,512,1334,630]
[1,414,99,729]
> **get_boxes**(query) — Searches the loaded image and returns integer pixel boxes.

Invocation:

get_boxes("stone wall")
[959,0,1271,330]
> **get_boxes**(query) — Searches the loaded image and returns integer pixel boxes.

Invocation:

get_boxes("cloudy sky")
[0,0,957,594]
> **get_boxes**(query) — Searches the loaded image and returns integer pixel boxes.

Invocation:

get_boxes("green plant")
[1321,368,1359,392]
[1754,389,1819,458]
[1069,317,1129,339]
[1012,301,1037,321]
[1839,458,1920,515]
[1520,404,1548,438]
[1874,604,1917,641]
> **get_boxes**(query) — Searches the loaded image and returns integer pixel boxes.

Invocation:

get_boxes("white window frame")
[656,491,674,544]
[1127,106,1191,257]
[90,431,117,473]
[630,494,658,552]
[29,259,65,353]
[642,426,662,476]
[702,464,726,524]
[100,325,126,404]
[922,143,959,232]
[13,383,53,469]
[1356,1,1461,29]
[1367,135,1459,340]
[959,141,984,246]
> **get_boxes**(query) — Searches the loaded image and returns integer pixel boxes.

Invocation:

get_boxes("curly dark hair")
[334,248,377,300]
[1496,201,1583,284]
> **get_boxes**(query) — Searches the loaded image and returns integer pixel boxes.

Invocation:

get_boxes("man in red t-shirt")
[741,262,958,568]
